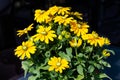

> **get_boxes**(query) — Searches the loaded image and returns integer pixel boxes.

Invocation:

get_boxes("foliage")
[14,6,115,80]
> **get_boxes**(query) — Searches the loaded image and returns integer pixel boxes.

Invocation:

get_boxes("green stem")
[27,33,30,39]
[97,56,103,60]
[75,48,78,57]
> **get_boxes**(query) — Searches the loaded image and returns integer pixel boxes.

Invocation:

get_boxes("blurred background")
[0,0,120,80]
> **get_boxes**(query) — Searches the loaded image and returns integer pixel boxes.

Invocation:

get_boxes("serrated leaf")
[77,65,83,75]
[66,47,72,58]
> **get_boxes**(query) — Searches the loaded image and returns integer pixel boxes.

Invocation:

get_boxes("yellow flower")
[34,9,45,23]
[70,21,89,36]
[17,23,34,37]
[54,15,73,26]
[82,31,105,47]
[48,56,69,73]
[58,7,70,15]
[71,11,83,20]
[14,41,36,60]
[69,38,82,47]
[47,5,59,15]
[32,26,57,44]
[104,38,110,45]
[102,49,110,57]
[58,35,63,40]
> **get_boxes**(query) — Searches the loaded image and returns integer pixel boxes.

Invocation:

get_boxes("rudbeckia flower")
[70,21,89,36]
[17,23,34,37]
[14,41,36,59]
[69,38,82,47]
[32,26,57,44]
[54,15,73,26]
[82,31,108,47]
[48,56,69,73]
[58,7,70,15]
[102,49,110,57]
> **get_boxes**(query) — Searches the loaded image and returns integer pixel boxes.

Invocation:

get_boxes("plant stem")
[75,48,78,57]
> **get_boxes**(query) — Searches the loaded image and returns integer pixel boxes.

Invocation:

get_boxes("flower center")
[56,62,61,66]
[22,46,28,51]
[41,31,47,35]
[78,24,81,28]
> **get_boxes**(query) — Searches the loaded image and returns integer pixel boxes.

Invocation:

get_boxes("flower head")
[17,23,34,37]
[82,31,106,47]
[47,5,59,15]
[48,56,69,73]
[54,15,73,26]
[14,41,36,59]
[69,38,82,47]
[58,7,71,15]
[70,21,89,36]
[102,49,110,57]
[32,25,57,44]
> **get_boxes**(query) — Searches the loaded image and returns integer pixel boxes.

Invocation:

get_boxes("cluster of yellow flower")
[14,5,111,74]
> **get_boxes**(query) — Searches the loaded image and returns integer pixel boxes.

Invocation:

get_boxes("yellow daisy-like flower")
[102,49,110,57]
[14,41,36,60]
[17,23,34,37]
[54,15,73,26]
[58,7,71,15]
[71,11,83,20]
[48,56,69,73]
[32,26,57,44]
[82,31,106,47]
[34,9,45,23]
[69,38,82,47]
[47,5,59,15]
[70,21,89,36]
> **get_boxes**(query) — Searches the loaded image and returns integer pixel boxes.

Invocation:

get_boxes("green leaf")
[102,61,111,68]
[57,25,62,35]
[99,73,112,80]
[66,69,76,76]
[106,49,115,55]
[85,46,93,53]
[22,60,33,77]
[88,65,95,73]
[41,65,49,70]
[58,51,71,61]
[66,47,73,58]
[77,65,84,75]
[76,75,84,80]
[94,63,102,69]
[58,43,62,50]
[28,75,37,80]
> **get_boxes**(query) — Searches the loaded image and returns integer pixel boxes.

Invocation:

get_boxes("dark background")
[0,0,120,80]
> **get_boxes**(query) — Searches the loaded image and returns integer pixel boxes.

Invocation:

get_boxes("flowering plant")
[14,6,115,80]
